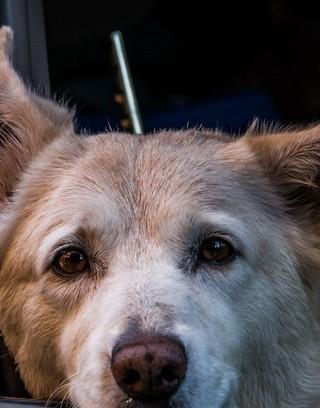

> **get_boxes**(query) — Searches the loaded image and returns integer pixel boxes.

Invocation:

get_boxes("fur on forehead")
[0,129,246,240]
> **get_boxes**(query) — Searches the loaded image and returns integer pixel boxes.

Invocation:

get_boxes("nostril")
[161,366,178,384]
[123,369,141,385]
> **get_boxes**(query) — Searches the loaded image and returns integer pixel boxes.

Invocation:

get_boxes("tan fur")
[1,27,320,407]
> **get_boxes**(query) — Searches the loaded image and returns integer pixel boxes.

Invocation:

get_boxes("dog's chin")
[111,394,185,408]
[119,400,180,408]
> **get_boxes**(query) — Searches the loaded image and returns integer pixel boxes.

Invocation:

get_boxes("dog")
[0,25,320,408]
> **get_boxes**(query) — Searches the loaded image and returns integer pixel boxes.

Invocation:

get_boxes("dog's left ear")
[246,127,320,219]
[0,26,74,206]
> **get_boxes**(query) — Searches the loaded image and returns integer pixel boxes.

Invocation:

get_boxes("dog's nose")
[111,334,187,402]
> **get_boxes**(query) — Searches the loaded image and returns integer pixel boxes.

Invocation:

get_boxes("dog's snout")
[111,334,187,402]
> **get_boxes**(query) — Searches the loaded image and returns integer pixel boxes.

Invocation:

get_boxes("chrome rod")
[110,31,144,135]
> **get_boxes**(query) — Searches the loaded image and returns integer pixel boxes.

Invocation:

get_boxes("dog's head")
[0,27,320,408]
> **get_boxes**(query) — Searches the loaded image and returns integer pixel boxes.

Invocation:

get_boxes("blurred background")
[3,1,320,133]
[43,0,320,133]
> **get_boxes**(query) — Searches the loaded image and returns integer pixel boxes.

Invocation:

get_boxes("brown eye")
[199,237,234,264]
[53,247,88,276]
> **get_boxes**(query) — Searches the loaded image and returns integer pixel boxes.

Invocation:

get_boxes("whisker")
[45,372,81,408]
[59,387,72,408]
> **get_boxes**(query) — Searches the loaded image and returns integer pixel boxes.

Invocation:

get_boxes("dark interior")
[44,1,320,133]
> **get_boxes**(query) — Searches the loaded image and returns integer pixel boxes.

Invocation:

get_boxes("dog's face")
[0,27,320,408]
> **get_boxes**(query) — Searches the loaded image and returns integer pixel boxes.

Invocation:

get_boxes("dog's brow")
[163,211,249,271]
[35,225,78,275]
[198,212,250,253]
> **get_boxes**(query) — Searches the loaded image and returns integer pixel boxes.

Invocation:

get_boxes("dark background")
[43,0,320,134]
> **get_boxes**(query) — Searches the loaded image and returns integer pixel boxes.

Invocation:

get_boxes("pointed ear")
[246,126,320,219]
[0,26,74,206]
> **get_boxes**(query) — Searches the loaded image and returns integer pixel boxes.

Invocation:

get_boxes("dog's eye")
[199,237,234,264]
[52,247,89,276]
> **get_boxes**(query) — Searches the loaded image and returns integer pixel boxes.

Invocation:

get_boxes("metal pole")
[110,31,144,135]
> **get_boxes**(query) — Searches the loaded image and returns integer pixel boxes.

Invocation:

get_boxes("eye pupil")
[67,251,83,264]
[54,248,88,276]
[199,237,234,264]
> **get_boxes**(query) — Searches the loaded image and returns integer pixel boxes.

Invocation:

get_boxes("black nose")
[111,334,187,403]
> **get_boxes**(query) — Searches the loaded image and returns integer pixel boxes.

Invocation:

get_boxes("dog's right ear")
[0,26,74,207]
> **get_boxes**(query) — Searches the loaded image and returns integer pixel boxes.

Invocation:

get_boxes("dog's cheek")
[67,336,121,408]
[0,279,67,398]
[59,297,124,407]
[171,288,242,402]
